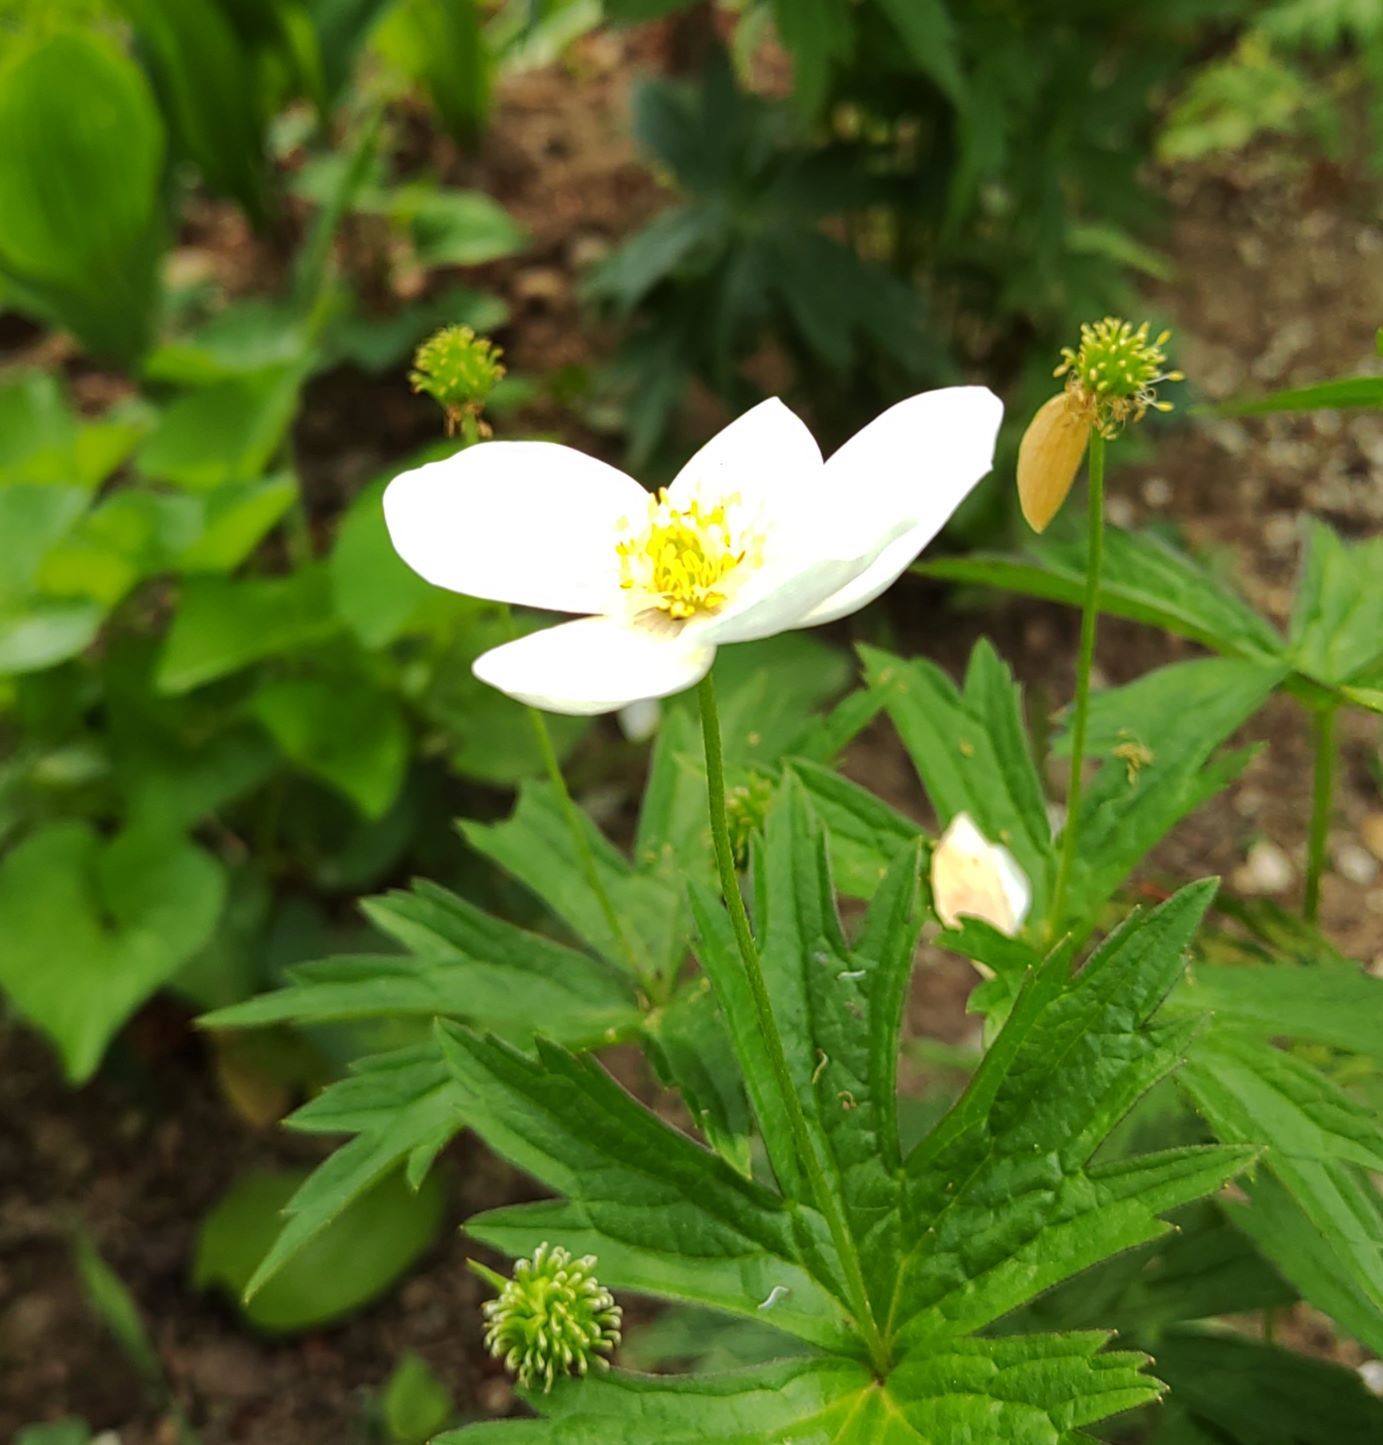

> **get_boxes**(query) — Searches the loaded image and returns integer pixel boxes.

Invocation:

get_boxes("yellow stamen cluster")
[1053,317,1184,439]
[616,489,758,621]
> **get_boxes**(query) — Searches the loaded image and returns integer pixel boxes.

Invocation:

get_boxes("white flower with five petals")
[383,388,1002,715]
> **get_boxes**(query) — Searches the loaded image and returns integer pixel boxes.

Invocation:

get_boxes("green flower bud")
[1052,316,1183,440]
[410,325,505,437]
[474,1243,622,1394]
[725,772,776,870]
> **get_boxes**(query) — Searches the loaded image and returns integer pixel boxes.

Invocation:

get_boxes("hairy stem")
[1050,431,1106,934]
[697,673,886,1372]
[1303,705,1337,925]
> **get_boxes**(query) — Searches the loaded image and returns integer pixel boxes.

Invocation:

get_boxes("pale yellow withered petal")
[1017,392,1092,534]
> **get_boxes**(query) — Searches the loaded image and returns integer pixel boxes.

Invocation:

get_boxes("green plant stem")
[1303,705,1337,924]
[1049,431,1106,935]
[495,604,643,980]
[696,674,887,1373]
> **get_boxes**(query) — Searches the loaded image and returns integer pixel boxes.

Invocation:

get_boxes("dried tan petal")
[1017,392,1092,533]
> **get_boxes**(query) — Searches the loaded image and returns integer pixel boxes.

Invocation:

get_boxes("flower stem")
[696,673,886,1373]
[498,605,643,979]
[1049,430,1106,935]
[1303,705,1337,925]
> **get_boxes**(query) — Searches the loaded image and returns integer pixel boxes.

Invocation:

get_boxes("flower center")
[615,488,760,620]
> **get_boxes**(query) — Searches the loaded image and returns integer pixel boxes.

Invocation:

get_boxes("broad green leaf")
[193,1163,445,1331]
[439,1335,1159,1443]
[252,675,408,819]
[156,567,339,693]
[891,882,1252,1353]
[1152,1329,1383,1444]
[863,640,1055,923]
[143,298,310,385]
[443,1026,857,1354]
[0,821,225,1081]
[384,1350,453,1443]
[0,30,164,364]
[770,0,852,117]
[919,526,1285,662]
[135,366,304,491]
[381,0,491,148]
[1167,956,1383,1062]
[327,281,508,374]
[1288,518,1383,686]
[117,0,269,223]
[0,597,105,674]
[462,783,684,978]
[0,370,146,488]
[1053,657,1284,926]
[13,1423,93,1445]
[393,184,528,268]
[203,876,641,1047]
[177,474,298,572]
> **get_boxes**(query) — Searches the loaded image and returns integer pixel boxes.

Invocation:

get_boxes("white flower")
[383,389,1002,714]
[930,812,1031,937]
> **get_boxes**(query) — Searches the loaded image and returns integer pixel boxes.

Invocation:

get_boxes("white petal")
[795,387,1002,626]
[667,397,823,515]
[930,811,1030,937]
[472,616,716,715]
[383,442,647,614]
[617,698,661,742]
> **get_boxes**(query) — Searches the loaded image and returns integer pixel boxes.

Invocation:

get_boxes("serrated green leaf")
[235,1045,462,1300]
[864,640,1055,924]
[919,527,1286,662]
[438,1334,1160,1443]
[462,783,683,977]
[445,1025,857,1353]
[203,876,641,1047]
[788,758,921,899]
[1180,1029,1383,1351]
[1167,955,1383,1061]
[892,883,1252,1352]
[1053,657,1284,926]
[1288,518,1383,686]
[875,0,963,101]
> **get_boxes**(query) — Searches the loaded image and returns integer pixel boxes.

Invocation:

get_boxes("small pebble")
[1231,840,1293,896]
[1334,842,1379,887]
[1359,1359,1383,1396]
[1141,476,1172,508]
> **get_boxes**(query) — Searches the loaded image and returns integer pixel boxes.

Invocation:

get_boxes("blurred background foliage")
[0,0,1379,1373]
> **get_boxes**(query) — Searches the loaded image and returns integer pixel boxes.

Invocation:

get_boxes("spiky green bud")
[726,772,775,870]
[410,325,505,437]
[475,1243,622,1394]
[1052,317,1184,439]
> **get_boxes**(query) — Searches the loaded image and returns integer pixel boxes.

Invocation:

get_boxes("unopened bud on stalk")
[726,773,776,870]
[930,812,1031,937]
[410,325,505,437]
[1018,318,1182,533]
[473,1243,622,1394]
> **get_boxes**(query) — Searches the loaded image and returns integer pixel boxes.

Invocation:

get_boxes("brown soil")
[4,26,1381,1445]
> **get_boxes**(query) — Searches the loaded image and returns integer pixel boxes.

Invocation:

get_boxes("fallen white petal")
[473,616,716,715]
[383,441,645,614]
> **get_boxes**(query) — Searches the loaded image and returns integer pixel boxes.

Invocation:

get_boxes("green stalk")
[696,674,887,1373]
[1303,705,1337,925]
[495,604,643,980]
[1049,431,1106,935]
